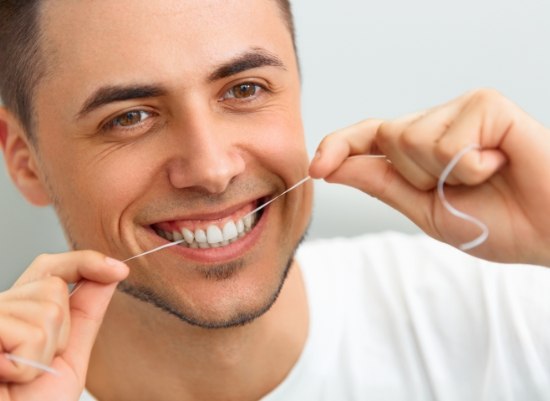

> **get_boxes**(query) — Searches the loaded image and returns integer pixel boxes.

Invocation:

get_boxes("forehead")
[38,0,293,98]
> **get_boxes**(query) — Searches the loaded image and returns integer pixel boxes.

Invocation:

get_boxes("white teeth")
[157,212,259,249]
[236,219,245,234]
[195,229,207,244]
[206,225,223,244]
[222,221,238,241]
[182,228,194,244]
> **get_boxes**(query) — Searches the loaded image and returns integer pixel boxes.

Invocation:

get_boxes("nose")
[166,112,246,194]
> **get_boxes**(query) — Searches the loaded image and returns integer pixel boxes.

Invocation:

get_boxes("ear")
[0,107,51,206]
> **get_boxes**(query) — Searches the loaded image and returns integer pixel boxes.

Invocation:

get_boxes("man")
[0,0,549,400]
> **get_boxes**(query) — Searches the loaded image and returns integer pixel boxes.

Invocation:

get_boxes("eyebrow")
[76,85,167,120]
[76,49,286,120]
[208,48,286,82]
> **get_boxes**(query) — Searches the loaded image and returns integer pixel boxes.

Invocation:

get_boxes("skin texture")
[1,1,550,401]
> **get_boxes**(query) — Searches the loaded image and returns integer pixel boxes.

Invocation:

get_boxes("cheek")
[244,110,309,180]
[86,154,156,203]
[45,141,160,230]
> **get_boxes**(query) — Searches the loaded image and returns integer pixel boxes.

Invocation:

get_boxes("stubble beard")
[116,228,308,329]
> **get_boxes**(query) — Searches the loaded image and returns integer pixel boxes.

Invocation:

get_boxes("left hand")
[309,89,550,266]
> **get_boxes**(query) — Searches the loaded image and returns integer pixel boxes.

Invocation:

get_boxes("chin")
[118,221,309,329]
[117,251,295,329]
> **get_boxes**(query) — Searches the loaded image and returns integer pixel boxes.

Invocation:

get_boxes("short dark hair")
[0,1,46,141]
[0,0,296,141]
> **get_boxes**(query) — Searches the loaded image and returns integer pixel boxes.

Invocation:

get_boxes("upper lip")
[146,195,270,226]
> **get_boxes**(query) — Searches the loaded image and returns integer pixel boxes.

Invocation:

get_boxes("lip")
[148,197,267,226]
[142,201,270,264]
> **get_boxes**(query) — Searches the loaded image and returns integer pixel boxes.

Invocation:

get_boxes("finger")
[376,118,439,190]
[392,98,470,185]
[324,156,434,232]
[1,278,71,352]
[0,297,69,355]
[0,315,54,382]
[434,92,510,185]
[61,280,120,384]
[1,275,67,304]
[16,251,129,287]
[309,119,384,179]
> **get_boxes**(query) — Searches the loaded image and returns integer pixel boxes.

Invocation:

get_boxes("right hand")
[0,251,129,401]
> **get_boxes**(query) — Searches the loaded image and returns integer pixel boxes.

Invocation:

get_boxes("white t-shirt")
[81,232,550,400]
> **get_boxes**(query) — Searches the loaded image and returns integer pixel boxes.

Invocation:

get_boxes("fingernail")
[313,150,322,160]
[105,257,126,269]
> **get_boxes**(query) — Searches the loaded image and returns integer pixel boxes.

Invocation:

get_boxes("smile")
[151,199,265,250]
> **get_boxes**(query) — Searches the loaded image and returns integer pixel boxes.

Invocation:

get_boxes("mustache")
[137,175,282,221]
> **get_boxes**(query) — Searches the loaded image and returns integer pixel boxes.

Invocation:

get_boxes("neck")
[87,262,308,401]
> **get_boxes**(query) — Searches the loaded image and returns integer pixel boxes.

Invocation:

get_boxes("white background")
[1,0,549,289]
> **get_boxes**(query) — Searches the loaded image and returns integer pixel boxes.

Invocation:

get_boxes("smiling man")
[22,0,310,330]
[0,1,311,399]
[2,1,550,400]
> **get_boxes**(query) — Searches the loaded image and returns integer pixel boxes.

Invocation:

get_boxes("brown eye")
[114,111,146,127]
[103,110,154,132]
[224,83,261,100]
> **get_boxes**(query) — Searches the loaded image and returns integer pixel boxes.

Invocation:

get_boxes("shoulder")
[296,231,478,286]
[296,231,550,341]
[295,232,550,399]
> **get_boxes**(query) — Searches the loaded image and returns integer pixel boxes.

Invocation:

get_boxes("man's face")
[32,0,312,327]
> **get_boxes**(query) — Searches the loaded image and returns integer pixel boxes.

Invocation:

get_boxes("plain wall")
[1,0,549,290]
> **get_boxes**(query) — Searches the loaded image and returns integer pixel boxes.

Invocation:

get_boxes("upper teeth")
[157,214,257,249]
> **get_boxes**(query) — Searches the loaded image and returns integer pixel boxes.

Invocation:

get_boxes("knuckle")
[27,325,48,349]
[469,88,506,108]
[33,253,53,267]
[359,117,381,129]
[43,276,69,296]
[14,253,56,287]
[41,301,65,326]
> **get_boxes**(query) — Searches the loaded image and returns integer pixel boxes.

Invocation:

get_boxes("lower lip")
[144,206,270,264]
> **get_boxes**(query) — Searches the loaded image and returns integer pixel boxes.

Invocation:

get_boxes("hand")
[0,251,129,400]
[309,89,550,266]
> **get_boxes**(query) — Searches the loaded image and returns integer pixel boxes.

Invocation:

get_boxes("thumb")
[324,156,432,229]
[61,279,120,383]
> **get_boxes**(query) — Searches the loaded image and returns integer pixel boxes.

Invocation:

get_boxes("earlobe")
[0,108,51,206]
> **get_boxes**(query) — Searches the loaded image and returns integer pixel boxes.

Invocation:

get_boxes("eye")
[107,110,153,129]
[223,83,263,100]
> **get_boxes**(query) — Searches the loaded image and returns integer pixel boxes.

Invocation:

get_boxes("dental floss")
[4,353,60,376]
[241,175,312,220]
[121,240,187,263]
[67,240,189,298]
[436,144,489,251]
[4,147,490,377]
